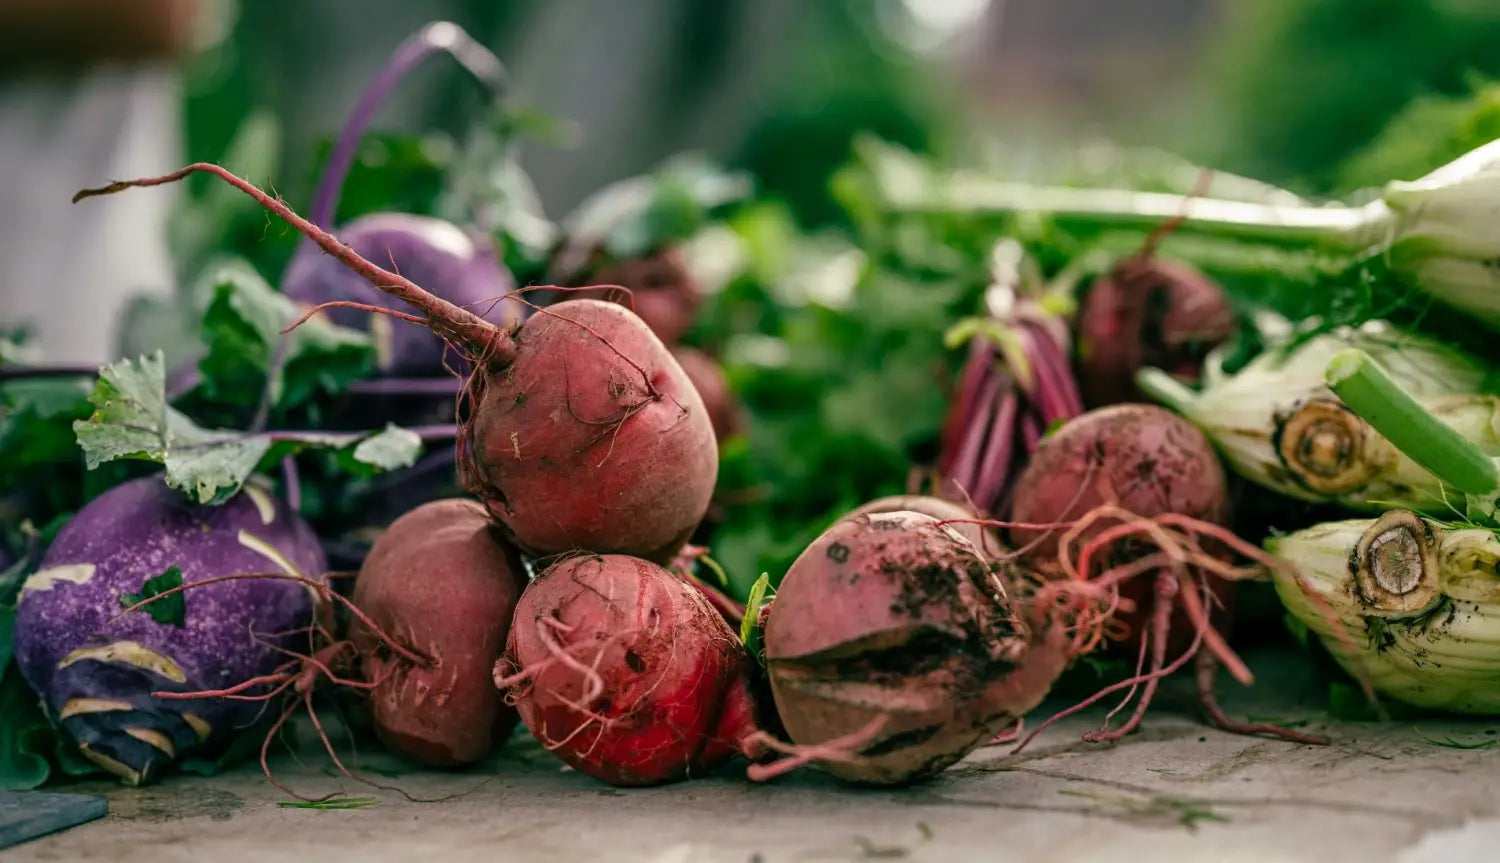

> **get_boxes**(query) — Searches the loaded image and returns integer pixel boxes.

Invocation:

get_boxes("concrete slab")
[7,646,1499,863]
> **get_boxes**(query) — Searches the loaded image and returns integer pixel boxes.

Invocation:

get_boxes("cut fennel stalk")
[1268,509,1500,715]
[1325,348,1500,524]
[875,138,1500,327]
[1133,321,1500,512]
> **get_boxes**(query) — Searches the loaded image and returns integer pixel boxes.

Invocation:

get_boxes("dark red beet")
[1075,258,1234,409]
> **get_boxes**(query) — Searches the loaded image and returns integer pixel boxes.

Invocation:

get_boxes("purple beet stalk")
[937,307,1083,515]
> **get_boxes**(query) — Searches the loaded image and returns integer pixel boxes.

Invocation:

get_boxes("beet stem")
[949,367,1004,493]
[281,456,302,513]
[308,21,507,228]
[73,164,516,368]
[971,387,1019,508]
[938,340,994,475]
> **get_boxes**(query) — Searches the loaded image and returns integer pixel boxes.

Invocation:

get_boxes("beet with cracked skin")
[762,511,1069,786]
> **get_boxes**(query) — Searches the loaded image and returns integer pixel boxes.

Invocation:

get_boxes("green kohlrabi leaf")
[343,425,425,477]
[120,566,186,627]
[196,259,375,413]
[74,352,421,504]
[0,377,94,484]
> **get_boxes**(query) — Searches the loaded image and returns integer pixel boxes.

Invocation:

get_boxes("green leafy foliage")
[697,151,990,597]
[0,670,54,791]
[739,573,772,663]
[0,378,94,494]
[1337,81,1500,192]
[119,567,187,627]
[439,103,566,281]
[1194,0,1500,190]
[167,110,287,284]
[559,154,752,274]
[312,132,453,226]
[193,259,375,415]
[74,352,421,505]
[0,529,102,790]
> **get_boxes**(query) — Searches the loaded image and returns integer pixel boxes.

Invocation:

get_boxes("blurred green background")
[185,0,1500,230]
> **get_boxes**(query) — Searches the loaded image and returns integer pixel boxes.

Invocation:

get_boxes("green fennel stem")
[881,172,1391,254]
[1134,367,1200,416]
[1325,349,1500,498]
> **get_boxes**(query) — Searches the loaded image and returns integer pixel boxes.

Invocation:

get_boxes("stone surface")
[6,646,1498,863]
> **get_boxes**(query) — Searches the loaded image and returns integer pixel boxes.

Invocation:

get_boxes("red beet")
[1075,258,1234,409]
[351,499,527,767]
[74,166,718,566]
[495,554,758,787]
[1005,405,1325,745]
[1009,403,1232,655]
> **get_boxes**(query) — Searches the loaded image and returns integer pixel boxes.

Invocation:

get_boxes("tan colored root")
[73,163,513,366]
[743,714,892,783]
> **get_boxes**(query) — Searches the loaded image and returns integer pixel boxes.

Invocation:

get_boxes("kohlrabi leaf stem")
[308,21,507,228]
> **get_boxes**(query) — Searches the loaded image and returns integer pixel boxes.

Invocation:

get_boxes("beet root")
[761,511,1069,786]
[1007,403,1232,657]
[1005,406,1324,746]
[1075,258,1234,409]
[465,300,718,563]
[351,499,528,767]
[74,166,719,565]
[839,494,1000,557]
[495,554,758,787]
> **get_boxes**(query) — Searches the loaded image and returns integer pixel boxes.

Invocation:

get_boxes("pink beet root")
[74,166,718,566]
[1005,405,1326,746]
[495,554,759,787]
[351,499,527,767]
[761,511,1071,786]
